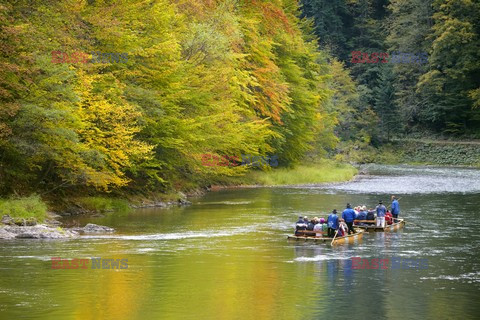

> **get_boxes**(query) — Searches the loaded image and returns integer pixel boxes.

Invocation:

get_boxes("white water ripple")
[80,226,257,241]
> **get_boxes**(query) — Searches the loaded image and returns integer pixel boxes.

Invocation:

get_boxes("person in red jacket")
[385,210,393,225]
[337,220,348,237]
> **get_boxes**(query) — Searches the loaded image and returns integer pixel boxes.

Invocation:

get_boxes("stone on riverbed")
[0,227,16,239]
[0,225,78,239]
[73,223,115,233]
[1,215,13,225]
[1,214,38,226]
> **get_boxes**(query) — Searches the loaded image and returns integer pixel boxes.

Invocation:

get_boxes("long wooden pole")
[330,228,339,245]
[388,197,402,223]
[388,197,402,210]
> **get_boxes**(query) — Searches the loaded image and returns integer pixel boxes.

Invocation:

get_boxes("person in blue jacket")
[342,203,356,234]
[327,209,339,238]
[355,206,368,226]
[376,201,387,228]
[391,196,400,221]
[357,206,367,220]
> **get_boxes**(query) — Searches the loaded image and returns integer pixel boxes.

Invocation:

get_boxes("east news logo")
[51,257,128,269]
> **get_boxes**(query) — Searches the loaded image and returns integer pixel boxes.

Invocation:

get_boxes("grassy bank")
[243,160,358,186]
[49,191,187,215]
[0,195,48,223]
[0,161,358,218]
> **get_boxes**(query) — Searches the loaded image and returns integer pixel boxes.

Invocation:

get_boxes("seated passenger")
[295,216,308,236]
[366,209,375,222]
[356,206,367,221]
[313,220,323,237]
[319,218,326,227]
[337,220,348,237]
[307,219,315,231]
[320,218,328,235]
[306,219,317,236]
[354,206,360,215]
[303,216,309,225]
[385,210,393,225]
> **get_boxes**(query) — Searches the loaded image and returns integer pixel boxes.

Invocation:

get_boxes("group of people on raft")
[294,196,401,238]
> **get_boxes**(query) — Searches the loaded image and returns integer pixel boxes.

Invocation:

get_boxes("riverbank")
[0,160,358,220]
[338,139,480,167]
[241,160,358,186]
[393,139,480,166]
[205,159,358,189]
[0,216,118,239]
[1,139,476,221]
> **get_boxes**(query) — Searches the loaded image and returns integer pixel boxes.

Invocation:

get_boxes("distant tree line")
[301,0,480,140]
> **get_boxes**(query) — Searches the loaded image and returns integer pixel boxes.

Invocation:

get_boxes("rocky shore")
[0,191,197,239]
[0,214,116,240]
[0,224,78,239]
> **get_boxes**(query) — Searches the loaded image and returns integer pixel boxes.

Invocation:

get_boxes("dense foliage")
[1,0,478,198]
[0,0,340,196]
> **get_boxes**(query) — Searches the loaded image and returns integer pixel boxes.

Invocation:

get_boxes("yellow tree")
[75,71,153,190]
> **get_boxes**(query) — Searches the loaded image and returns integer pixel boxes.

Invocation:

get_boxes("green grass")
[74,196,131,214]
[0,195,48,223]
[245,160,358,186]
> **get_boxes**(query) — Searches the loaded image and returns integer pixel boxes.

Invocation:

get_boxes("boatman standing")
[342,203,356,234]
[327,209,339,238]
[376,201,387,228]
[391,196,400,222]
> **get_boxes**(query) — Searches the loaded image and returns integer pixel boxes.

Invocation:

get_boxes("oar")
[330,228,339,245]
[387,197,402,210]
[388,197,421,227]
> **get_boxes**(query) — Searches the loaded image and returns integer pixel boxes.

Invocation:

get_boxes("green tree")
[385,0,433,131]
[417,0,480,133]
[374,65,398,141]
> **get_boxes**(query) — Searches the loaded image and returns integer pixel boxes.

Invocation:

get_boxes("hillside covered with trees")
[0,0,478,203]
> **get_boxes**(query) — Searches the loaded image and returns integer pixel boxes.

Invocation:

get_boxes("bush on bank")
[0,195,48,223]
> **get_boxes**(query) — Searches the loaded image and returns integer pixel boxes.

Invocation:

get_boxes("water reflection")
[0,165,479,319]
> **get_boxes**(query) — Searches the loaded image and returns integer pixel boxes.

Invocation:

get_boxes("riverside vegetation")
[0,0,479,220]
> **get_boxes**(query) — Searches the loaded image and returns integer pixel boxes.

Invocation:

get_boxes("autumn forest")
[0,0,479,200]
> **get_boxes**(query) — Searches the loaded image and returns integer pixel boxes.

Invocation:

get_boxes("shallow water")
[1,165,479,319]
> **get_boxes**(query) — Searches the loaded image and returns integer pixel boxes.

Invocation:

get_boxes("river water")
[1,165,479,319]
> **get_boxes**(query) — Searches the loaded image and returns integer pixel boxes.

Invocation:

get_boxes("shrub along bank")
[394,140,480,166]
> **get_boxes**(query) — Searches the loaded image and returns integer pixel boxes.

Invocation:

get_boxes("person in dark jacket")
[327,209,339,237]
[307,219,315,231]
[366,209,375,222]
[295,216,307,236]
[306,219,316,236]
[342,203,356,234]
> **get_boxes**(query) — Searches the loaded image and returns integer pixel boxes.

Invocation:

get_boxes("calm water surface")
[1,165,479,319]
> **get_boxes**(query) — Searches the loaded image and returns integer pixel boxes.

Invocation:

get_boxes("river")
[1,165,479,319]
